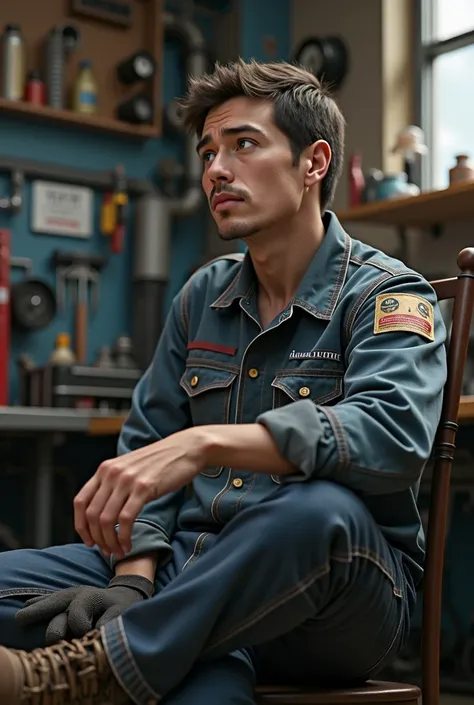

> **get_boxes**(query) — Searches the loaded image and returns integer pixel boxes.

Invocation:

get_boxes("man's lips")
[212,194,244,211]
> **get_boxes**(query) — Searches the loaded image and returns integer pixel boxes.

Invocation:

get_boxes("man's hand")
[74,428,205,558]
[15,575,154,645]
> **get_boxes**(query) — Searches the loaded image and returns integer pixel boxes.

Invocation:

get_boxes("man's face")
[198,97,311,241]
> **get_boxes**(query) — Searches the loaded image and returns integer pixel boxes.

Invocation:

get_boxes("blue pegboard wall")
[1,38,208,404]
[2,0,292,404]
[0,0,293,547]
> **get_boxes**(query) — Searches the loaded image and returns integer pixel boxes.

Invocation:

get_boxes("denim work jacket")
[115,212,448,591]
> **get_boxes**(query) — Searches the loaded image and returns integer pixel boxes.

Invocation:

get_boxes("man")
[0,59,447,705]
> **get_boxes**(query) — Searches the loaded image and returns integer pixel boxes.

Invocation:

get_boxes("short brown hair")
[180,58,346,212]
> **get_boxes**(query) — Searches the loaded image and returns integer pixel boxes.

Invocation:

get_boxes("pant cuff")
[101,618,161,705]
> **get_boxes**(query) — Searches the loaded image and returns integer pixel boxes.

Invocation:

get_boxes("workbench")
[1,399,474,550]
[0,407,127,549]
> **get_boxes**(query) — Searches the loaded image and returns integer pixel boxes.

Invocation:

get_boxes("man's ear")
[303,140,331,188]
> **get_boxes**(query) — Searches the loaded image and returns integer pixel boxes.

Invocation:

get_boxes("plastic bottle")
[49,333,76,365]
[73,60,98,114]
[348,152,365,208]
[1,24,25,100]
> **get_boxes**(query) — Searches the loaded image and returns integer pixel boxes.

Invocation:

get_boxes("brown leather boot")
[0,629,135,705]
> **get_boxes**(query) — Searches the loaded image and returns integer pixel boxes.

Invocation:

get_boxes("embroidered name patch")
[374,293,434,341]
[289,350,341,361]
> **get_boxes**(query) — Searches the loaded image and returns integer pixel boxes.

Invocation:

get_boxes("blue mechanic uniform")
[117,211,447,592]
[0,211,447,704]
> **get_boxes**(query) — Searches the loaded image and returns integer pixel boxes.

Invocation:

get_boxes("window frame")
[415,0,474,189]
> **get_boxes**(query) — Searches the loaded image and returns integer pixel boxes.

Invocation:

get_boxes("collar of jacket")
[210,211,352,321]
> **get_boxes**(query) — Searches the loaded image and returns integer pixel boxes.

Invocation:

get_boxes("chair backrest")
[422,247,474,705]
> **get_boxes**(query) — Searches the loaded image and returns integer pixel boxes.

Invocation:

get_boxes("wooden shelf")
[0,97,158,140]
[336,180,474,228]
[88,415,127,435]
[0,0,163,139]
[458,396,474,421]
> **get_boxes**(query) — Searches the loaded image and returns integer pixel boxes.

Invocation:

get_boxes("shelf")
[336,180,474,228]
[86,396,474,436]
[87,415,127,436]
[0,97,158,140]
[2,396,474,438]
[458,395,474,421]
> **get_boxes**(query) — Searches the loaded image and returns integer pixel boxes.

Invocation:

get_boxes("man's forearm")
[115,425,293,578]
[196,423,296,475]
[114,551,159,581]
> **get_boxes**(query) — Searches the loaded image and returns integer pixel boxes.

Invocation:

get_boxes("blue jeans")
[0,481,412,705]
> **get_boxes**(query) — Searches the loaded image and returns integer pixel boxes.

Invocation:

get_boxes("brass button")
[190,375,199,387]
[299,386,311,398]
[248,368,259,379]
[232,478,244,488]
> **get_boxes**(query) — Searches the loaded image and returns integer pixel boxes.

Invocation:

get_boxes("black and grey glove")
[15,574,155,645]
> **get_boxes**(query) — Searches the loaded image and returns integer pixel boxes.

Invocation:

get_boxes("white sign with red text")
[31,180,93,238]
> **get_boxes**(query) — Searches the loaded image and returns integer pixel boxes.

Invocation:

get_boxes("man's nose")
[208,151,234,183]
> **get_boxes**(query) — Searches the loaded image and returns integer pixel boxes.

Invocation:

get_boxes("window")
[418,0,474,189]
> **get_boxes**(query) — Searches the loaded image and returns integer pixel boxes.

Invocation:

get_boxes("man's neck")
[246,211,326,313]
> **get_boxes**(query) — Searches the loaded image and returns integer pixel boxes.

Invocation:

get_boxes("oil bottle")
[73,59,98,114]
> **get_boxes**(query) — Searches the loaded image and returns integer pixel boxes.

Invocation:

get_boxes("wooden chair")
[255,247,474,705]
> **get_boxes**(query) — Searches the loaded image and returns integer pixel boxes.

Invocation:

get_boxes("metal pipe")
[163,11,206,218]
[132,11,208,369]
[0,155,152,195]
[133,194,171,369]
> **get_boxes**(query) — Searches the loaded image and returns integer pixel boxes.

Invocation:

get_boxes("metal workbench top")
[0,406,121,433]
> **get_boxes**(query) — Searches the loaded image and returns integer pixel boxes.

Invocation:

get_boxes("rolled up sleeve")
[257,274,448,495]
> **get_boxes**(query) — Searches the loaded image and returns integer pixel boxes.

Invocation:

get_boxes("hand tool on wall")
[0,170,23,213]
[51,251,107,364]
[100,165,128,254]
[10,257,56,330]
[112,165,128,254]
[0,229,10,405]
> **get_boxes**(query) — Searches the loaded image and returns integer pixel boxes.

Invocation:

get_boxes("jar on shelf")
[375,172,420,201]
[449,154,474,185]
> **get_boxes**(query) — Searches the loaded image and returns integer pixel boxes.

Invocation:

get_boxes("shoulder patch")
[373,293,434,341]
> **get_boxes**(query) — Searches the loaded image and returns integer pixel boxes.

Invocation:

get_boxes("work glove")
[15,574,155,645]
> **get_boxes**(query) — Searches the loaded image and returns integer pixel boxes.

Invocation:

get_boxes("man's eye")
[202,152,215,162]
[237,139,254,150]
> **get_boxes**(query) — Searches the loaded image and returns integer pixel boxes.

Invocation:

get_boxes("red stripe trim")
[187,341,237,356]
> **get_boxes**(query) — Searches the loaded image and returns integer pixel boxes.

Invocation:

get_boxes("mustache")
[210,185,249,202]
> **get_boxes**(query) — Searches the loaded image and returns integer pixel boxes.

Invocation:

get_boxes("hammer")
[52,251,107,364]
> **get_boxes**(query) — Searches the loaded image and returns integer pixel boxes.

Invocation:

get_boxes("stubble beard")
[217,215,261,241]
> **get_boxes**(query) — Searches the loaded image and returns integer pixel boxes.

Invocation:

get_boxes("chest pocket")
[270,365,344,485]
[180,363,238,477]
[271,367,344,408]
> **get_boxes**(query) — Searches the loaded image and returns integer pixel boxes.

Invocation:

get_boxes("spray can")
[24,70,46,105]
[1,24,25,100]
